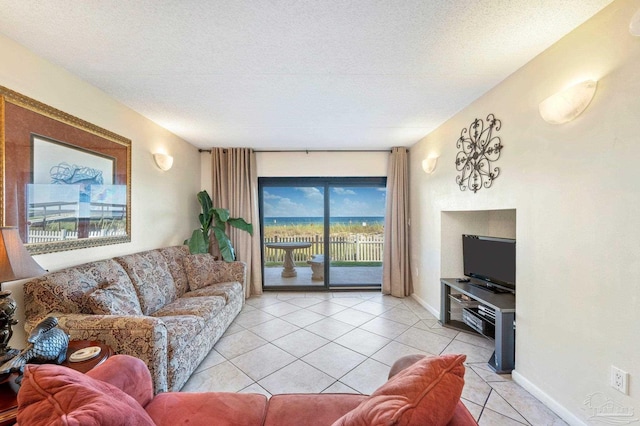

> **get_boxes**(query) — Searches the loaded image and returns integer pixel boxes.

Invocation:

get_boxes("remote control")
[456,278,470,282]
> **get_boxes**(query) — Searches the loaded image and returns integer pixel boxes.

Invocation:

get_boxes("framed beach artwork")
[0,86,131,254]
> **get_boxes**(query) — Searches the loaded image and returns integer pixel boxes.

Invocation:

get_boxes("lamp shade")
[0,227,46,283]
[539,80,597,124]
[421,155,439,174]
[153,153,174,171]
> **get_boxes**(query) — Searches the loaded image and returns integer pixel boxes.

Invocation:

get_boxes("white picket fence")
[264,234,384,263]
[28,229,127,243]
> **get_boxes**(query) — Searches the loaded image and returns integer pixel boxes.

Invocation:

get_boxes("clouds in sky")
[333,187,356,196]
[263,185,385,218]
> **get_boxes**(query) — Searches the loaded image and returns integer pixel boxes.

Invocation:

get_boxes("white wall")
[0,33,202,346]
[256,151,388,177]
[200,150,389,194]
[410,0,640,422]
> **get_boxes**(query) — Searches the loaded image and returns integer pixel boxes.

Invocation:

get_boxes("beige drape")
[382,147,412,297]
[211,148,262,298]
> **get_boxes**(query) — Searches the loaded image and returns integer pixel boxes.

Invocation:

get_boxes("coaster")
[69,346,102,362]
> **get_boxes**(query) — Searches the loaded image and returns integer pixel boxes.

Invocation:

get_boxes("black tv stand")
[440,278,515,373]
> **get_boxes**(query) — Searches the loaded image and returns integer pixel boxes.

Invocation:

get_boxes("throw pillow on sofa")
[332,353,467,426]
[17,363,155,426]
[183,253,228,291]
[84,280,143,316]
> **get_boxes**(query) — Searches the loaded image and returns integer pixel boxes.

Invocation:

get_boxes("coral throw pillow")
[17,363,155,426]
[84,280,143,316]
[332,354,467,426]
[183,253,226,291]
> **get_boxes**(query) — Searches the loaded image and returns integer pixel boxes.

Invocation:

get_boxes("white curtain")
[211,148,262,298]
[382,147,412,297]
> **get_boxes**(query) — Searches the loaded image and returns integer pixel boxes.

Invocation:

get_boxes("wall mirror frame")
[0,86,131,255]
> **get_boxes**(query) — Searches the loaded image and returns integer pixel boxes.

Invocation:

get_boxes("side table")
[0,340,113,426]
[61,340,113,373]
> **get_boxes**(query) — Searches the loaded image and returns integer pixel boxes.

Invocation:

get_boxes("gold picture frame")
[0,86,131,254]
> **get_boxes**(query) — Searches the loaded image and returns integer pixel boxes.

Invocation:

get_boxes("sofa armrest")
[56,314,169,393]
[86,355,154,407]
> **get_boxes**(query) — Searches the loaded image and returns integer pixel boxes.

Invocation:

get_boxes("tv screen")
[463,235,516,291]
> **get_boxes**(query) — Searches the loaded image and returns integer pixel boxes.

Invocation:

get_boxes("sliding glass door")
[261,183,326,289]
[328,185,385,288]
[259,177,386,291]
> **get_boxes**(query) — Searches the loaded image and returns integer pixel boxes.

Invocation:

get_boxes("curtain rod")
[198,149,396,153]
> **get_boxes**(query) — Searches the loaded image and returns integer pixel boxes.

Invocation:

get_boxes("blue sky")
[263,186,386,217]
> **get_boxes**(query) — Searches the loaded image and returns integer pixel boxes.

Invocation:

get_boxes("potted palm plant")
[184,190,253,261]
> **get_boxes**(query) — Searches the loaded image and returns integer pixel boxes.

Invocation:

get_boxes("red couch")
[16,353,477,425]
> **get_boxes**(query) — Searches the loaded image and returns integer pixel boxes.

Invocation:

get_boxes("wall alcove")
[440,209,516,279]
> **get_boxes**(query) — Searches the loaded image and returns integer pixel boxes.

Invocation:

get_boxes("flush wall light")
[153,153,174,171]
[539,80,597,124]
[421,155,439,174]
[631,9,640,36]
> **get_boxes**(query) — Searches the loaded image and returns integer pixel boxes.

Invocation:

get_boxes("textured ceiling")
[0,1,613,150]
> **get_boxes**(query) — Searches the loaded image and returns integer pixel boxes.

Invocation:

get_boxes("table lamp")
[0,227,46,363]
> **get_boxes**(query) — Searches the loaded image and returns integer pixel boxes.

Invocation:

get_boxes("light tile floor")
[183,291,566,425]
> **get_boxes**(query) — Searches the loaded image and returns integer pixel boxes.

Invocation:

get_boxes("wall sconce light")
[421,155,439,174]
[630,9,640,36]
[538,80,597,124]
[153,153,174,171]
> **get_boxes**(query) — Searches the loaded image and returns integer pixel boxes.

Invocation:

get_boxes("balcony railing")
[28,229,127,243]
[264,234,383,263]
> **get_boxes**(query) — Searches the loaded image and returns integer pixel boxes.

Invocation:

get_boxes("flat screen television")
[462,234,516,293]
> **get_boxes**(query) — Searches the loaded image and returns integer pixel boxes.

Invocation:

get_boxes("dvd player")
[462,309,486,334]
[462,307,496,338]
[478,305,496,319]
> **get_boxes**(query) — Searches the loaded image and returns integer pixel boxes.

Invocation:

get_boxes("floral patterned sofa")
[23,246,245,394]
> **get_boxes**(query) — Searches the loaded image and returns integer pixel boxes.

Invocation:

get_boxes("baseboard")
[512,370,586,426]
[410,293,439,319]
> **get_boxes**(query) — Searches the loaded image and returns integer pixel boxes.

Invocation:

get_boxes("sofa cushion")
[17,363,155,426]
[183,281,243,305]
[264,394,367,426]
[332,354,466,426]
[152,296,226,323]
[146,392,268,426]
[183,253,232,291]
[24,259,134,326]
[115,250,178,315]
[84,279,143,316]
[158,245,191,297]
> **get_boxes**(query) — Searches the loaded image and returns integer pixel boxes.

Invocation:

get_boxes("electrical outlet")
[611,366,629,395]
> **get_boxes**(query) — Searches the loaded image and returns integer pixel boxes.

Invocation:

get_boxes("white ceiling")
[0,1,613,150]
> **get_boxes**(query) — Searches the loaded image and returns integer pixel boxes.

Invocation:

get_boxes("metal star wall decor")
[455,114,503,193]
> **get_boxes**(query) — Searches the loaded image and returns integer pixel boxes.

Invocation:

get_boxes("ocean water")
[264,216,384,226]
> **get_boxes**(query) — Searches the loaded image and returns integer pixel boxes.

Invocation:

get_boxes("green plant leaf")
[187,229,208,254]
[197,191,214,234]
[197,190,213,213]
[212,207,230,224]
[213,227,235,261]
[227,218,253,236]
